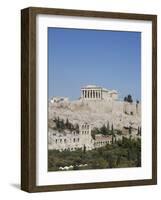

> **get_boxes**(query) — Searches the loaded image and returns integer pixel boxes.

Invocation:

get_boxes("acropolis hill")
[49,85,141,133]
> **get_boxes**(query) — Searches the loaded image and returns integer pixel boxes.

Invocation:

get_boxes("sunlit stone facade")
[81,85,118,100]
[48,123,112,152]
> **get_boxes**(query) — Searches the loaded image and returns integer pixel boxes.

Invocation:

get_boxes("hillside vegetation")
[48,137,141,171]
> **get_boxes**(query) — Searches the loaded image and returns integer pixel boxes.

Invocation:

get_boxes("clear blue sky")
[48,28,141,101]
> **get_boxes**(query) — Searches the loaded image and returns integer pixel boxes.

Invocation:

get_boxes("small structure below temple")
[81,85,118,100]
[48,123,113,152]
[50,96,69,103]
[94,134,112,148]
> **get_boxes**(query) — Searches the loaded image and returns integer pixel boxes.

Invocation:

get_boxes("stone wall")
[48,98,141,135]
[48,123,94,151]
[48,124,113,152]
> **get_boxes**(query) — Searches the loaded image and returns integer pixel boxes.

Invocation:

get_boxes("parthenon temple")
[81,85,118,100]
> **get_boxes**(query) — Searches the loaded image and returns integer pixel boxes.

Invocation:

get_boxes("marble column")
[93,90,94,99]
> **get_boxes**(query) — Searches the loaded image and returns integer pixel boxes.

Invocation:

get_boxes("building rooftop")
[108,90,118,94]
[82,85,116,93]
[95,134,112,141]
[82,85,103,89]
[102,87,109,92]
[84,85,100,88]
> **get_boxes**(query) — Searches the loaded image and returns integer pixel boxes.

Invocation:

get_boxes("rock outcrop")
[48,99,141,132]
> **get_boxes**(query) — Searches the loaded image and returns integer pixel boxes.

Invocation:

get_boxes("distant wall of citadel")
[58,100,142,116]
[49,99,141,125]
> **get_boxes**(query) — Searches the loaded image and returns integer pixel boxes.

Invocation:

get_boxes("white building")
[94,134,112,148]
[48,123,112,152]
[50,96,68,103]
[81,85,118,100]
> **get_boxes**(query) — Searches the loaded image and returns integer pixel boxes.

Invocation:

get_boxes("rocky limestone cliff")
[48,99,141,132]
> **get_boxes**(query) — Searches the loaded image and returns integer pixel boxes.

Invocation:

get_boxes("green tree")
[127,94,133,103]
[112,135,114,144]
[124,97,127,102]
[100,124,107,135]
[124,95,133,103]
[75,123,79,132]
[137,126,140,135]
[59,119,65,129]
[108,154,116,168]
[111,124,114,134]
[107,121,110,132]
[65,118,69,129]
[91,131,96,139]
[83,145,86,154]
[129,126,132,135]
[116,154,121,166]
[56,117,60,128]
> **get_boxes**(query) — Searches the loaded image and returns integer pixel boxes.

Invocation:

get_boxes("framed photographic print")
[21,7,157,192]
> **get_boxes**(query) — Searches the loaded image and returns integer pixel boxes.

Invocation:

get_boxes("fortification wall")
[49,98,141,116]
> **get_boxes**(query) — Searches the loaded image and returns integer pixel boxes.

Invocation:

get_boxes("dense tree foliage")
[53,117,79,132]
[124,94,133,103]
[48,137,141,171]
[91,123,121,139]
[137,126,141,136]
